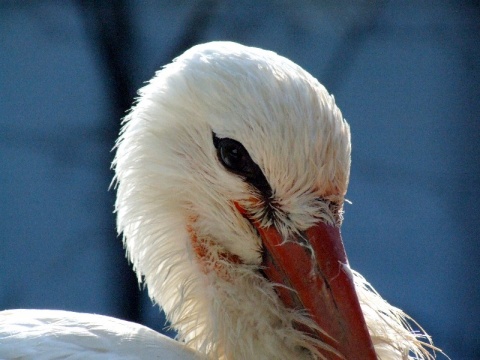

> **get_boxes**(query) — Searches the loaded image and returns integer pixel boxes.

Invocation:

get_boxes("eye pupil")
[219,140,251,175]
[212,133,272,198]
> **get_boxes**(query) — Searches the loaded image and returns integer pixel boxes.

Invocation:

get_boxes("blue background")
[1,1,478,358]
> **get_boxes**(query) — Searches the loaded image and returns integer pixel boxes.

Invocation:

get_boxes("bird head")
[113,42,429,360]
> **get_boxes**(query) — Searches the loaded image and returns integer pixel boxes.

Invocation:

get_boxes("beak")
[235,202,377,360]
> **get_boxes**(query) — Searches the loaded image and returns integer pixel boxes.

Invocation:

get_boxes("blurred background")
[1,1,478,358]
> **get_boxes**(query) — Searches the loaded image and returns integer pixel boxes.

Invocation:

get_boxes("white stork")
[0,42,442,360]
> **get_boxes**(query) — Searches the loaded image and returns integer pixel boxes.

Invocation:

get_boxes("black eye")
[213,133,272,197]
[217,138,256,177]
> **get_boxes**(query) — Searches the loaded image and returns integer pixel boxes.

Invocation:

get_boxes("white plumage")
[0,42,441,359]
[0,309,199,360]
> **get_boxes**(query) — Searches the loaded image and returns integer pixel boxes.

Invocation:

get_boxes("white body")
[0,309,200,360]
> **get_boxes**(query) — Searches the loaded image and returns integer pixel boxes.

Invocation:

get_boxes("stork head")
[114,42,374,359]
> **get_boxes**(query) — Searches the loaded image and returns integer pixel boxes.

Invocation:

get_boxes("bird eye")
[216,137,256,178]
[213,133,273,198]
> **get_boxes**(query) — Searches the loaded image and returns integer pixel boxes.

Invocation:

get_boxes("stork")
[0,42,441,360]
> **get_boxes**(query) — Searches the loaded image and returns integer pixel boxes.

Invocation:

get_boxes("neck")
[181,264,318,359]
[161,232,321,360]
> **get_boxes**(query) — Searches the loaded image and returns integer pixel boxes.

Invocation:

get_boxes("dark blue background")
[1,1,478,358]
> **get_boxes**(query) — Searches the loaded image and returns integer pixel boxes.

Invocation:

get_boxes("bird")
[0,41,442,360]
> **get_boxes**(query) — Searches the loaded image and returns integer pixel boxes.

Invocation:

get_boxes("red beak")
[235,202,377,360]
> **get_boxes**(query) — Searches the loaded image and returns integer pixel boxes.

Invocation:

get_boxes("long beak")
[235,203,377,360]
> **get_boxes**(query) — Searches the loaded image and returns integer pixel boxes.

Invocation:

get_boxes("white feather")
[0,309,200,359]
